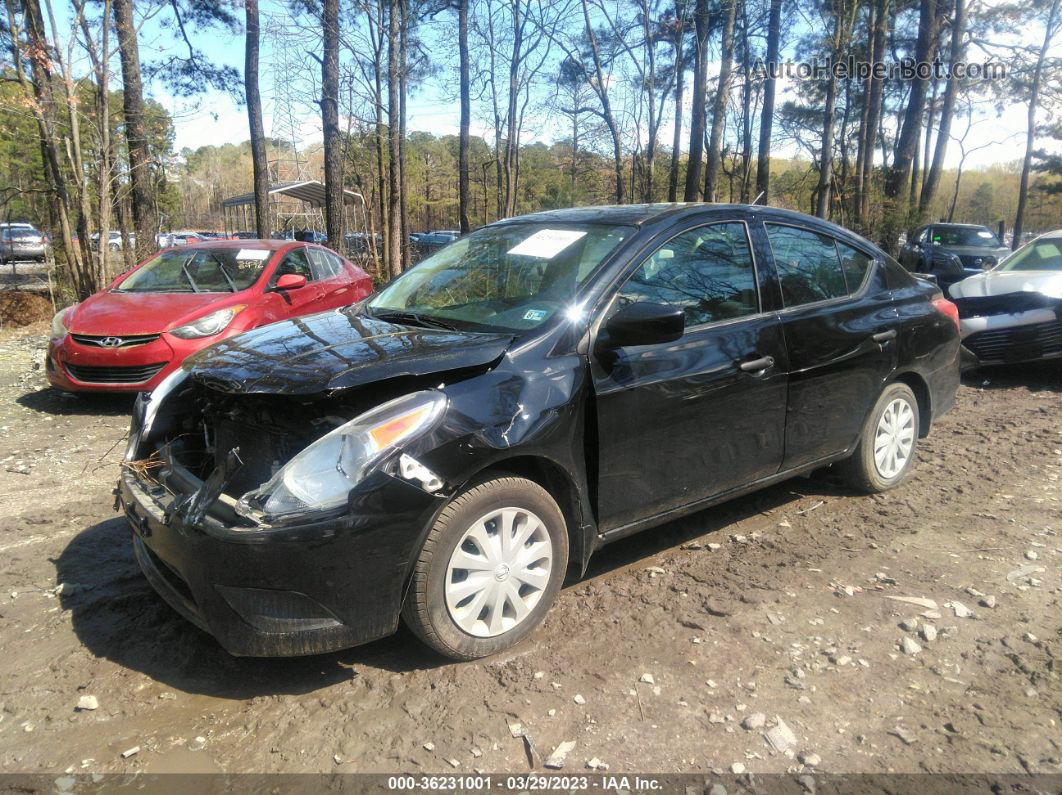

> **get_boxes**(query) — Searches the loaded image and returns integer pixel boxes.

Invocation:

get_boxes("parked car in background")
[0,224,50,263]
[92,231,135,252]
[157,231,204,248]
[118,204,960,660]
[899,223,1011,295]
[231,231,258,240]
[950,230,1062,366]
[47,240,372,393]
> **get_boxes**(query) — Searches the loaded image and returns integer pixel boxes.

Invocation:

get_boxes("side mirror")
[275,273,307,290]
[600,302,684,349]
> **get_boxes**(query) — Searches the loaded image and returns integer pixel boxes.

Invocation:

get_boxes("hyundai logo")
[99,337,123,348]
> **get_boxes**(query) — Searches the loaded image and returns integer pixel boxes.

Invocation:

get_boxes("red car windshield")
[118,247,274,293]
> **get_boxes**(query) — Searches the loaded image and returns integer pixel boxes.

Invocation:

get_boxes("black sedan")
[898,223,1011,294]
[119,204,961,660]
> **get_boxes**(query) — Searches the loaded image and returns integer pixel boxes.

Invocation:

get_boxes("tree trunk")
[755,0,783,202]
[458,0,471,232]
[860,0,888,225]
[321,0,343,249]
[881,0,937,251]
[667,4,685,202]
[386,0,402,278]
[17,0,83,292]
[738,1,753,202]
[815,5,843,218]
[1012,0,1059,249]
[683,0,709,201]
[113,0,156,261]
[705,0,737,202]
[920,0,963,216]
[245,0,271,238]
[398,0,409,267]
[580,0,624,203]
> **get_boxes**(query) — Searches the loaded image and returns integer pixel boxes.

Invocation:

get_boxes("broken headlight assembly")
[235,391,447,523]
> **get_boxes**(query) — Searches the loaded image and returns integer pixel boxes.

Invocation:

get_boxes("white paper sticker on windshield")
[507,229,587,259]
[236,248,270,260]
[977,230,994,238]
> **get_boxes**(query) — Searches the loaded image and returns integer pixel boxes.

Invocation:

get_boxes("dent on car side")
[119,204,960,658]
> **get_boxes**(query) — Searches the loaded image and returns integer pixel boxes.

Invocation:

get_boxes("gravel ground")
[0,325,1059,776]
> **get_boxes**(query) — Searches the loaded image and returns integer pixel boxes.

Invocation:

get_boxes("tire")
[837,382,920,493]
[402,476,569,660]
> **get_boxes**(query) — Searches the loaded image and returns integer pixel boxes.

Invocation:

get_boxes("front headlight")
[236,391,447,522]
[50,304,76,338]
[169,306,245,339]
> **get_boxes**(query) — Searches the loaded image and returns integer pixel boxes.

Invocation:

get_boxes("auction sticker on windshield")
[507,229,587,259]
[236,249,270,260]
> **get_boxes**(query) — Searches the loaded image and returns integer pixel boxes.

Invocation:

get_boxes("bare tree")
[756,0,783,202]
[683,0,709,200]
[705,0,738,202]
[1012,0,1061,248]
[458,0,471,232]
[113,0,157,260]
[246,0,271,237]
[322,0,345,248]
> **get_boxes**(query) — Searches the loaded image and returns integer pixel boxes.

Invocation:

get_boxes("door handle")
[739,355,775,372]
[872,329,897,343]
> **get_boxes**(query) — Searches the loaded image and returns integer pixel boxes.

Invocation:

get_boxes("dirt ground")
[0,323,1059,777]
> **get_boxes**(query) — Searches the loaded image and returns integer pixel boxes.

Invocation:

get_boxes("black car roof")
[491,204,881,250]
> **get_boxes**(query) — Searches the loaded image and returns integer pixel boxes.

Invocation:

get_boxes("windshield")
[996,238,1062,272]
[931,226,1000,248]
[118,247,274,293]
[368,222,634,331]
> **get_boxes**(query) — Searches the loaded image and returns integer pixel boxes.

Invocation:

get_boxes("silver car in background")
[950,230,1062,366]
[0,224,50,264]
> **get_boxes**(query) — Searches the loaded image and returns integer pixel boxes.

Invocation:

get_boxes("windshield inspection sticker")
[523,309,548,322]
[236,248,270,260]
[507,229,587,259]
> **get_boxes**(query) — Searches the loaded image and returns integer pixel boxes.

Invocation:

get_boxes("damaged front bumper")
[117,447,447,657]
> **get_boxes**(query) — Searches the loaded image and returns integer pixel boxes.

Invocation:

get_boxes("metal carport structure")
[221,180,367,240]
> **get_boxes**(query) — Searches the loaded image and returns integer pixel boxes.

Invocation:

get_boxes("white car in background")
[950,231,1062,366]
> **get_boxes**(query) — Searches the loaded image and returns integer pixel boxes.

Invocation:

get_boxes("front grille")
[65,361,166,384]
[70,333,160,348]
[964,319,1062,363]
[957,254,996,269]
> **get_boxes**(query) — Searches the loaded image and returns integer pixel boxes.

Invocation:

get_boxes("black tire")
[402,476,569,660]
[837,382,920,493]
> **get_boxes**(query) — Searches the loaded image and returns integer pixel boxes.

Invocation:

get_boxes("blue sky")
[58,0,1052,170]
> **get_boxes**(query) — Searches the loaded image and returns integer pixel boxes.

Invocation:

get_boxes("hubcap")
[873,397,915,479]
[445,507,553,638]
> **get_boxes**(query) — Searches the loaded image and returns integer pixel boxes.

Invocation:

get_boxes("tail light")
[932,296,960,331]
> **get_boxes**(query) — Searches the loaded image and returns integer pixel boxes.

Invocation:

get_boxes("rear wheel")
[402,476,568,660]
[837,382,920,493]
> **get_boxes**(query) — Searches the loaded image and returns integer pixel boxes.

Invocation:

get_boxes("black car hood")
[184,309,513,396]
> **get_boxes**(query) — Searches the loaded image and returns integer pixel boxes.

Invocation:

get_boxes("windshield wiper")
[372,310,459,331]
[180,258,200,293]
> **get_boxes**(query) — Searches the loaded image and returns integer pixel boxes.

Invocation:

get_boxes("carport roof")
[222,180,364,209]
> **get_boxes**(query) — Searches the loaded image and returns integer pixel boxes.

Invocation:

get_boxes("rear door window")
[836,241,874,292]
[307,248,344,279]
[766,224,848,307]
[616,222,759,327]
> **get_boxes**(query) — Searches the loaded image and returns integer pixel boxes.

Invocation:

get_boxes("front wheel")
[837,382,920,493]
[402,476,569,660]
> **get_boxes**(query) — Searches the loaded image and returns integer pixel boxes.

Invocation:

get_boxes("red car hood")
[68,291,237,335]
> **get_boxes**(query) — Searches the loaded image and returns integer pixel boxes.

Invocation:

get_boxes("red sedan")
[47,240,372,393]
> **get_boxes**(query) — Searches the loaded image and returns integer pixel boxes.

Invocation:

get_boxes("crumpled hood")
[950,269,1062,300]
[183,308,514,395]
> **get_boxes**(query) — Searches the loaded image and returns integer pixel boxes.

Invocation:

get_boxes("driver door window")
[274,249,315,283]
[615,222,759,327]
